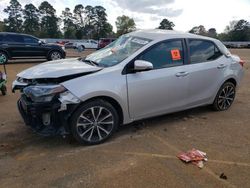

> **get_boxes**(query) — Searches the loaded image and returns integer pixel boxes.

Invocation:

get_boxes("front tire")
[70,100,119,145]
[213,82,236,111]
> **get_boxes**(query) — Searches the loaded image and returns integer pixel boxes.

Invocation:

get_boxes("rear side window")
[3,34,24,43]
[23,36,38,44]
[138,40,184,69]
[189,39,222,64]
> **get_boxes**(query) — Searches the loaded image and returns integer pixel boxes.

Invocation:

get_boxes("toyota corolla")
[12,29,245,144]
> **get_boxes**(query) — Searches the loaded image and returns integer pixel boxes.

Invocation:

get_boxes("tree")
[61,7,76,38]
[74,4,84,27]
[230,19,250,41]
[221,19,250,41]
[189,25,207,36]
[158,19,175,30]
[73,4,85,39]
[83,5,95,38]
[207,28,217,38]
[3,0,23,32]
[92,6,113,39]
[23,4,40,35]
[0,21,4,32]
[39,1,61,38]
[116,15,136,36]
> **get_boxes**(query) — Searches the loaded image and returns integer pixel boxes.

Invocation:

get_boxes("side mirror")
[134,60,153,71]
[38,40,44,45]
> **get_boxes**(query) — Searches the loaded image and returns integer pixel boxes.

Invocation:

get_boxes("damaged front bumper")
[17,91,81,137]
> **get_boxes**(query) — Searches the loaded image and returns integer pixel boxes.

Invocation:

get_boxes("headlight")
[23,85,66,103]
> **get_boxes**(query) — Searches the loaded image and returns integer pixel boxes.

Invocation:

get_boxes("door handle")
[175,71,189,77]
[25,45,31,47]
[2,44,8,46]
[217,64,227,69]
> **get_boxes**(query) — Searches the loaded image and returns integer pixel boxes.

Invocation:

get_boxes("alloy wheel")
[50,51,62,60]
[217,84,235,110]
[76,106,114,143]
[0,53,7,63]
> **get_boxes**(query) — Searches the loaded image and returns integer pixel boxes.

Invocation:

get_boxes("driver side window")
[138,39,184,69]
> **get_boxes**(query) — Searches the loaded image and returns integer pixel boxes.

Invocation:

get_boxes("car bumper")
[17,94,76,136]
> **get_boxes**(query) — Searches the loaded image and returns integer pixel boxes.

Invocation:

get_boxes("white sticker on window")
[131,38,149,45]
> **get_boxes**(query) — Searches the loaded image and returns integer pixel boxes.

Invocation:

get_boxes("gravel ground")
[0,49,249,188]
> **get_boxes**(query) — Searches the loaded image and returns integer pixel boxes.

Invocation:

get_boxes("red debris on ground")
[177,149,207,168]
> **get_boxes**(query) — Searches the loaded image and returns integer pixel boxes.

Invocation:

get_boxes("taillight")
[239,59,246,67]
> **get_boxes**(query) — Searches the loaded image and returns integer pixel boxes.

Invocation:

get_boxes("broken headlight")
[23,85,66,103]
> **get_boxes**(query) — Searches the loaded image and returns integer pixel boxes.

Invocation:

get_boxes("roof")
[129,29,230,56]
[130,29,214,41]
[0,32,38,39]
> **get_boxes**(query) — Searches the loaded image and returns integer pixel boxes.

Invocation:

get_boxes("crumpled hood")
[17,58,103,79]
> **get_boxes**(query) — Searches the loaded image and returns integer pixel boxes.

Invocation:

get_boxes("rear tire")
[0,52,8,64]
[48,51,62,61]
[213,82,236,111]
[70,100,119,145]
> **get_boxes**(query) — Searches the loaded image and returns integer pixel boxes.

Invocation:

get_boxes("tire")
[0,52,8,64]
[213,82,236,111]
[48,51,62,61]
[70,99,119,145]
[1,85,7,96]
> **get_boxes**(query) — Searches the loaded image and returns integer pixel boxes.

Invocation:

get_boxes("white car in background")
[73,39,98,50]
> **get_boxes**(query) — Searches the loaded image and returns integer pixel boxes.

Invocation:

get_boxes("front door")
[127,39,189,120]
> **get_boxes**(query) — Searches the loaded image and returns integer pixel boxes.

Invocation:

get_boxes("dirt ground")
[0,49,250,188]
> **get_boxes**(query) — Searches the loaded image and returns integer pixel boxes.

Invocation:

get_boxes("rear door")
[127,39,189,119]
[3,34,24,57]
[184,39,226,107]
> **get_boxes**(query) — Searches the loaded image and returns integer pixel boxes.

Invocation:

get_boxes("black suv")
[0,32,66,63]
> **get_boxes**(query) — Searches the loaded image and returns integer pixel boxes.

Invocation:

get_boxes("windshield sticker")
[171,49,181,60]
[131,38,149,45]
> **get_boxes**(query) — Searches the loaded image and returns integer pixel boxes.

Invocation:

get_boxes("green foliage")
[39,1,61,38]
[116,15,136,36]
[0,21,4,32]
[74,4,84,27]
[189,25,207,36]
[229,20,250,41]
[3,0,23,32]
[158,19,175,30]
[23,4,40,35]
[61,7,76,39]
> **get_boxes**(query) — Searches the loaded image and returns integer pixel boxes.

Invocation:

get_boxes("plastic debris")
[177,149,207,168]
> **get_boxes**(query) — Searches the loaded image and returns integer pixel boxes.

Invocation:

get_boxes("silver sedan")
[13,29,245,144]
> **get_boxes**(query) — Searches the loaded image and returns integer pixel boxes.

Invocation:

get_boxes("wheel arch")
[0,50,10,58]
[224,77,237,86]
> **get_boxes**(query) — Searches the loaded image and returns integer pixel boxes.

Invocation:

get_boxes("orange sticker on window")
[171,49,181,60]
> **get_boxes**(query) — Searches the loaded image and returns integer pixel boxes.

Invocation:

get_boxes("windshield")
[85,35,151,67]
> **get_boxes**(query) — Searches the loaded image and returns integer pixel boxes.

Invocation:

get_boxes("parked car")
[73,39,98,50]
[0,32,66,63]
[98,38,116,49]
[12,29,245,145]
[64,42,75,49]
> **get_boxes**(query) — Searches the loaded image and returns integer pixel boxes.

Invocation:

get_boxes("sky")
[0,0,250,33]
